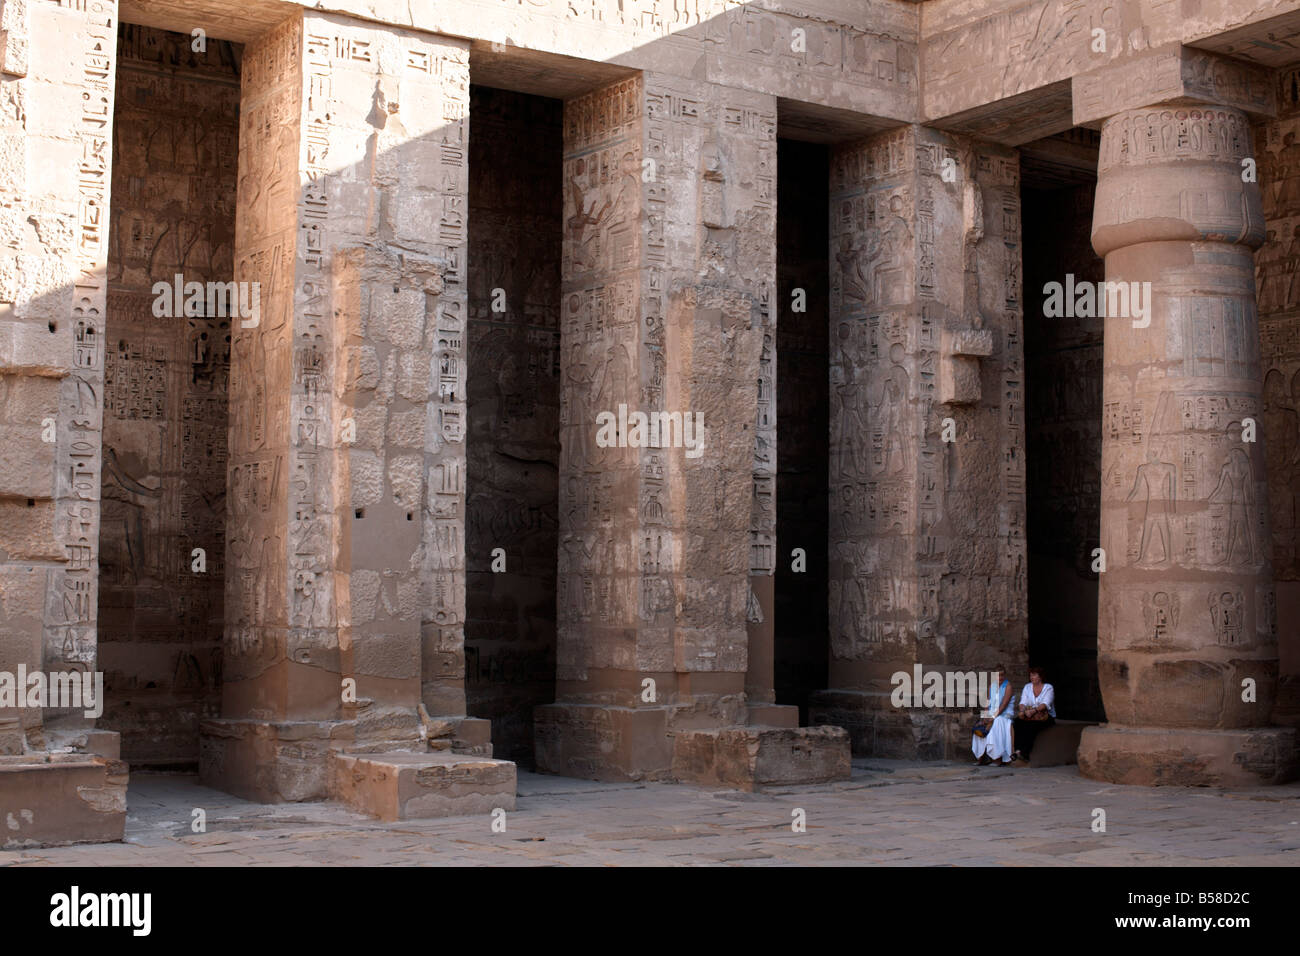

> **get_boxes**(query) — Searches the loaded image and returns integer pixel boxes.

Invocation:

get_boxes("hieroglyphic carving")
[555,73,773,707]
[226,13,472,723]
[1253,71,1300,602]
[225,16,301,699]
[96,26,236,763]
[37,0,119,709]
[828,127,1024,673]
[1073,46,1274,129]
[559,77,643,682]
[1095,103,1275,729]
[1099,107,1255,170]
[463,0,914,100]
[648,74,773,680]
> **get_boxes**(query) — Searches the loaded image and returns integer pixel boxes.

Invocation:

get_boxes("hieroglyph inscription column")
[537,74,778,780]
[204,11,472,802]
[0,0,117,754]
[1079,103,1297,785]
[810,127,1027,759]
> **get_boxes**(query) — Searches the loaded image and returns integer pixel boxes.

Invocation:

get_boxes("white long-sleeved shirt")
[1019,682,1055,718]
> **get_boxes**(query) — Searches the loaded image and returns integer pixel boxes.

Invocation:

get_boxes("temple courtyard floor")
[5,760,1300,866]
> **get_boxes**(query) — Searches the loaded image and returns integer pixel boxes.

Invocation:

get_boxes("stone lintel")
[1073,44,1276,128]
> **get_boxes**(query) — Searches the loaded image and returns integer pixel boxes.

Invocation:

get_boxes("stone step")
[745,703,800,729]
[671,725,851,791]
[0,754,128,849]
[1027,719,1097,768]
[328,751,516,821]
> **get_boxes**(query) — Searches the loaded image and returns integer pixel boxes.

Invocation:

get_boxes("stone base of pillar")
[809,689,975,760]
[199,714,493,803]
[670,726,851,791]
[535,702,851,788]
[0,754,128,848]
[329,752,516,821]
[534,703,675,782]
[1078,725,1299,787]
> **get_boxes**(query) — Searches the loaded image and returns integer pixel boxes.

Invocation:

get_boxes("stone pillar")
[1077,103,1297,785]
[1069,49,1297,784]
[537,74,847,785]
[0,0,127,847]
[201,11,494,802]
[1249,66,1300,728]
[809,127,1028,758]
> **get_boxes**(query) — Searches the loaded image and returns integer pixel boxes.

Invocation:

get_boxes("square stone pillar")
[809,127,1028,759]
[201,11,483,802]
[0,0,127,847]
[1244,64,1300,728]
[538,75,846,782]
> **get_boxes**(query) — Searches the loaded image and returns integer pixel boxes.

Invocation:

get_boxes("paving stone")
[1,765,1296,866]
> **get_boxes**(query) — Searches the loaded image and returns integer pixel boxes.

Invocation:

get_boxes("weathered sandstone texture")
[7,0,1300,844]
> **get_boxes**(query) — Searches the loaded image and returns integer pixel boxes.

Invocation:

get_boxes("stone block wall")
[0,0,118,753]
[814,126,1028,758]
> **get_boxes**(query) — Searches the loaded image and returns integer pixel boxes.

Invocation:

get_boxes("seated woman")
[972,664,1015,766]
[1011,665,1056,763]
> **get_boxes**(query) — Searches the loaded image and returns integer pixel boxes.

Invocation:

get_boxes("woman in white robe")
[972,666,1015,765]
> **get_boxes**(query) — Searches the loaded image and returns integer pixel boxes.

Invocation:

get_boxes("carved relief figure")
[1276,131,1300,218]
[1261,369,1300,572]
[1209,446,1256,568]
[875,343,910,475]
[1141,590,1179,640]
[566,157,611,272]
[870,194,912,306]
[835,234,871,307]
[1209,588,1245,645]
[833,371,869,479]
[1127,449,1177,566]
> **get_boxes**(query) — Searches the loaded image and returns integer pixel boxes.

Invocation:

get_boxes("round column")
[1079,105,1297,785]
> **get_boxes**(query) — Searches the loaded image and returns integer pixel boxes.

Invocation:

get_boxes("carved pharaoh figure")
[875,343,910,476]
[1127,448,1177,567]
[1210,446,1257,568]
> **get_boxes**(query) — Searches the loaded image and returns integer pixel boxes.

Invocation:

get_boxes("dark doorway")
[1020,129,1105,721]
[98,24,241,768]
[774,138,830,721]
[465,85,563,766]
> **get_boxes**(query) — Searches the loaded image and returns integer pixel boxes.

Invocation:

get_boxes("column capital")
[1073,44,1274,129]
[1091,104,1264,257]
